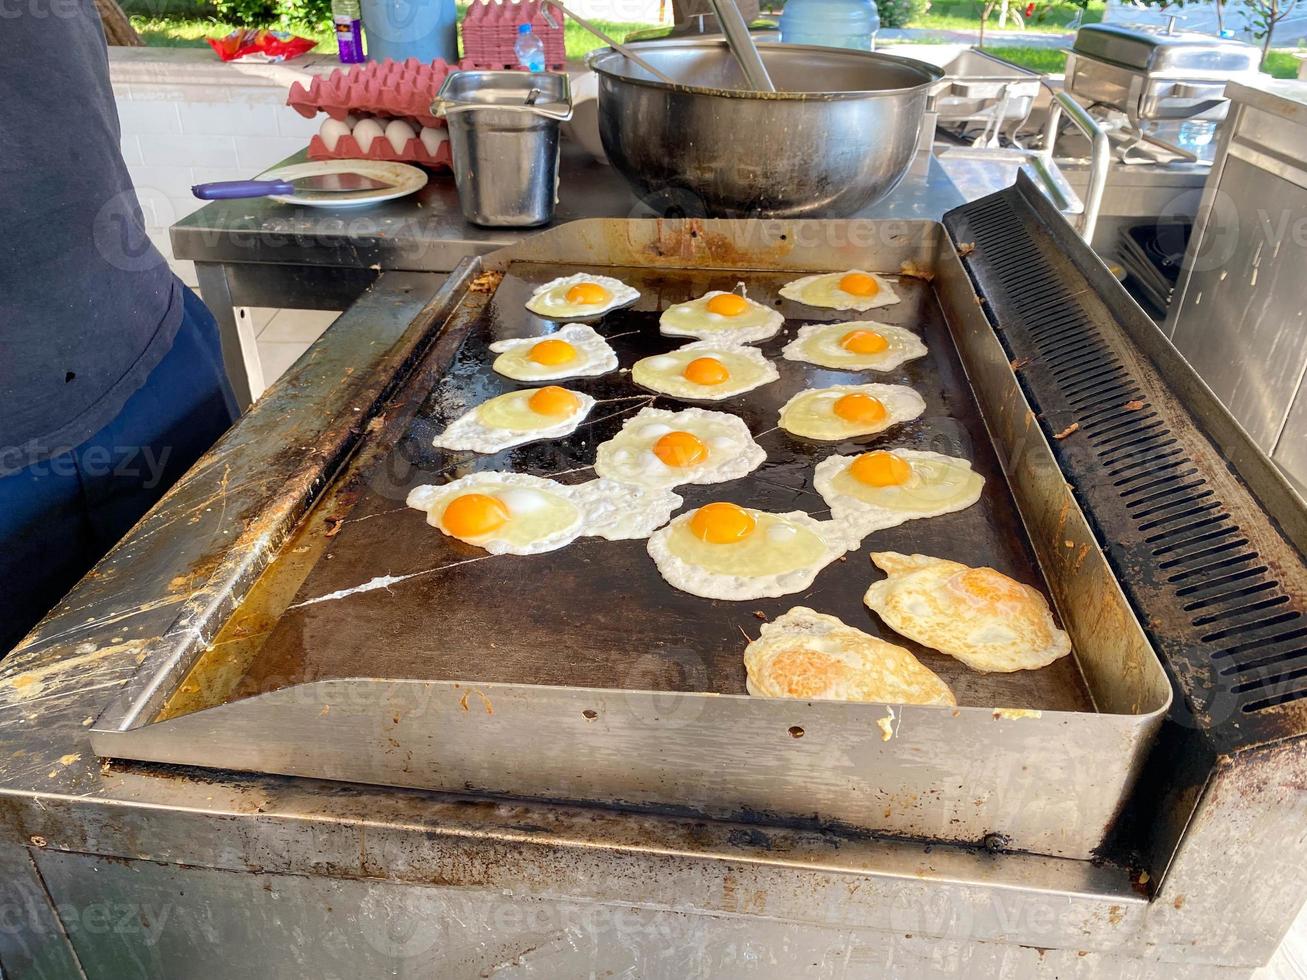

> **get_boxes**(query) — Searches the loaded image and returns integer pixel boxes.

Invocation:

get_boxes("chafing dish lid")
[1072,23,1260,74]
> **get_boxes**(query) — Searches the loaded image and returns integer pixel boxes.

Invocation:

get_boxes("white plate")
[261,159,428,208]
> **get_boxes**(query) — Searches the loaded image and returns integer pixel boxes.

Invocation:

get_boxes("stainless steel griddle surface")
[231,262,1094,712]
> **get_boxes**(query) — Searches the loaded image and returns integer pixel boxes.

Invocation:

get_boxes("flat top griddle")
[215,261,1093,713]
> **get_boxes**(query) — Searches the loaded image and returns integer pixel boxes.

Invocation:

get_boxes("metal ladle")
[538,1,679,86]
[705,0,776,92]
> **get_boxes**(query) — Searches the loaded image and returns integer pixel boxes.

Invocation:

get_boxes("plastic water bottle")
[515,23,546,72]
[332,0,365,63]
[779,0,879,50]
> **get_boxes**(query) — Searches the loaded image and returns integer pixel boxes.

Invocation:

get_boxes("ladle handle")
[706,0,776,93]
[539,0,680,86]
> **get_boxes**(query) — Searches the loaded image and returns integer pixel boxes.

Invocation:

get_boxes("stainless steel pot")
[587,40,942,217]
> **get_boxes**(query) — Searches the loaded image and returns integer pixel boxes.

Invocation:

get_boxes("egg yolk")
[529,339,577,365]
[684,357,731,386]
[839,272,879,297]
[957,567,1026,607]
[705,293,749,316]
[653,430,708,468]
[833,393,887,424]
[840,329,889,355]
[850,450,912,486]
[565,282,611,306]
[442,493,508,537]
[528,385,580,416]
[690,502,756,544]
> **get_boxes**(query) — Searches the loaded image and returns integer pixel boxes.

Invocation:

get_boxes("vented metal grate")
[947,193,1307,741]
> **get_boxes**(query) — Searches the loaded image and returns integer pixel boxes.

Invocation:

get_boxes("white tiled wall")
[109,49,332,289]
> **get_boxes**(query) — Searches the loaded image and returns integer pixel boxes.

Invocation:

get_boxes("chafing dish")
[1066,22,1261,127]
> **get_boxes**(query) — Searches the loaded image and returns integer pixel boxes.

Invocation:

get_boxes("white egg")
[419,126,446,156]
[630,341,779,402]
[432,386,595,453]
[782,321,927,372]
[777,383,925,441]
[594,406,766,490]
[659,287,783,345]
[384,118,417,154]
[351,117,385,153]
[813,449,984,537]
[779,269,900,311]
[647,503,853,600]
[489,323,618,382]
[406,472,681,556]
[319,118,351,152]
[525,273,639,319]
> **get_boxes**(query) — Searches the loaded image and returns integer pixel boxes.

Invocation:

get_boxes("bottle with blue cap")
[515,23,547,72]
[779,0,880,50]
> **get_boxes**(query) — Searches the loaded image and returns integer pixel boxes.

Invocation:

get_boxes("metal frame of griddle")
[0,176,1300,975]
[91,208,1169,862]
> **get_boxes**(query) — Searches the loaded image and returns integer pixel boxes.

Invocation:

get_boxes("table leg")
[194,262,260,411]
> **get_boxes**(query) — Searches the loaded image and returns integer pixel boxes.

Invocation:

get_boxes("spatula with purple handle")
[192,172,394,200]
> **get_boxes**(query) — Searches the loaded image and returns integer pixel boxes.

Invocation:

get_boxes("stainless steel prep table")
[171,143,970,407]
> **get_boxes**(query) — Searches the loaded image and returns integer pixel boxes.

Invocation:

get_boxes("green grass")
[130,11,646,58]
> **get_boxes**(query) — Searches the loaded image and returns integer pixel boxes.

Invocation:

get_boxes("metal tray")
[92,219,1171,859]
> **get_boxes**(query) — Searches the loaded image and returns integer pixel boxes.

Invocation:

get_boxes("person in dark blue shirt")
[0,3,238,654]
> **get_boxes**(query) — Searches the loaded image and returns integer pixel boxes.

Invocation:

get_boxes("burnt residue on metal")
[219,259,1092,713]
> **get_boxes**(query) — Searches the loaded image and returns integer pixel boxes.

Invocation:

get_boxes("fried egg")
[631,342,779,402]
[432,386,594,453]
[489,323,619,382]
[779,270,900,311]
[743,607,956,706]
[525,273,639,319]
[782,321,927,372]
[778,384,925,441]
[659,287,784,345]
[594,407,766,490]
[814,449,984,534]
[863,552,1072,673]
[647,502,851,600]
[406,473,681,555]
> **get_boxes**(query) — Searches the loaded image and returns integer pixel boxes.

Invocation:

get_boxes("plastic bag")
[206,29,318,63]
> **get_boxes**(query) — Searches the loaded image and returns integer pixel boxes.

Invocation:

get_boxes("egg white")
[782,321,927,372]
[813,449,984,536]
[647,507,853,600]
[778,383,925,441]
[525,273,639,319]
[432,388,595,453]
[779,270,900,311]
[864,551,1073,673]
[743,606,956,705]
[659,289,784,345]
[594,407,766,489]
[406,473,681,555]
[489,323,619,382]
[631,342,779,402]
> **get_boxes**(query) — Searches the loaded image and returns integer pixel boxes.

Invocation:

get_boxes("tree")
[1243,0,1299,67]
[96,0,144,45]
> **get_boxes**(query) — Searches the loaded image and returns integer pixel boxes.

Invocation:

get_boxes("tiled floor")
[247,307,341,396]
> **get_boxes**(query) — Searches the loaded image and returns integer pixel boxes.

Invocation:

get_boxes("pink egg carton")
[287,58,462,129]
[461,0,566,71]
[306,127,453,169]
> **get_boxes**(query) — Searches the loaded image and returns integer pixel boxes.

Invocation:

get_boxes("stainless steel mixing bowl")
[587,41,943,218]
